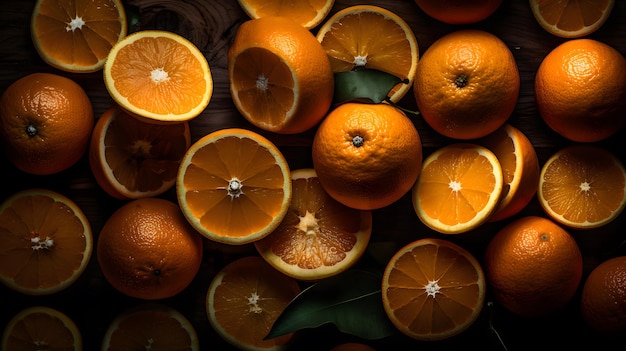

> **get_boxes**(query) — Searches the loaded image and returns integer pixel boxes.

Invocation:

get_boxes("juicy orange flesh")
[418,150,497,225]
[231,47,295,126]
[106,310,193,348]
[0,195,87,290]
[242,0,328,24]
[535,0,610,31]
[181,136,287,238]
[481,129,515,200]
[33,0,124,67]
[386,243,481,335]
[110,36,209,115]
[4,312,77,349]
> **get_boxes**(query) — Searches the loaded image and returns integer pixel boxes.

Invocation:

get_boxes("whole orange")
[535,39,626,142]
[312,102,422,210]
[581,256,626,334]
[413,29,519,140]
[0,73,94,175]
[96,197,203,300]
[484,216,583,318]
[414,0,503,24]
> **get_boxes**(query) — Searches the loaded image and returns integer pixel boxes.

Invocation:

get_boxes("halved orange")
[104,30,213,123]
[538,144,626,229]
[237,0,335,29]
[176,128,292,245]
[412,143,503,234]
[316,5,419,103]
[1,306,82,350]
[0,189,92,295]
[89,106,191,199]
[254,168,372,281]
[530,0,615,38]
[31,0,127,72]
[382,238,486,341]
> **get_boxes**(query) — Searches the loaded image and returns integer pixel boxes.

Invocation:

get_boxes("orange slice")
[207,255,301,351]
[1,306,82,350]
[382,238,486,341]
[538,144,626,229]
[30,0,127,73]
[254,168,372,281]
[104,30,213,123]
[412,143,503,234]
[0,189,92,295]
[176,128,292,245]
[529,0,615,38]
[89,106,191,199]
[316,5,419,103]
[237,0,335,29]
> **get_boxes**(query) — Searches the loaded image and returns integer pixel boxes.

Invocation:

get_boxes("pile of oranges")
[1,0,625,350]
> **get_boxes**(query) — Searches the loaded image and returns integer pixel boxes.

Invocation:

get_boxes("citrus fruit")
[237,0,335,29]
[177,128,292,245]
[0,72,94,175]
[484,216,583,318]
[414,0,503,24]
[478,124,540,222]
[412,143,503,234]
[104,29,213,123]
[534,38,626,142]
[382,238,486,341]
[96,197,203,300]
[413,29,520,140]
[1,306,81,351]
[0,188,92,296]
[228,16,334,134]
[207,255,302,351]
[311,102,422,210]
[538,144,626,230]
[101,303,200,350]
[530,0,615,38]
[30,0,127,72]
[89,106,191,199]
[254,168,372,281]
[329,343,377,351]
[316,5,419,103]
[581,256,626,335]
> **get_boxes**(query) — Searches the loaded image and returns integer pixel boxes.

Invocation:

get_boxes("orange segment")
[0,189,92,295]
[30,0,127,72]
[237,0,335,29]
[382,238,486,341]
[254,168,372,281]
[538,144,626,229]
[316,5,419,103]
[530,0,615,38]
[177,128,292,245]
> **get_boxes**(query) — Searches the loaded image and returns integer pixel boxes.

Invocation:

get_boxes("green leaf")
[333,69,406,105]
[265,269,398,340]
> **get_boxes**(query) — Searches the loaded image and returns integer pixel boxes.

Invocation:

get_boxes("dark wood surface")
[1,1,626,350]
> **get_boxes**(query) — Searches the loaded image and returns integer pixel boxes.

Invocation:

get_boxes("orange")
[30,0,127,72]
[0,72,94,175]
[96,197,203,300]
[478,124,540,222]
[413,29,520,140]
[534,38,626,142]
[254,168,372,281]
[538,144,626,230]
[316,5,419,103]
[207,255,302,351]
[330,343,377,351]
[412,143,503,234]
[414,0,503,24]
[382,238,486,341]
[530,0,615,38]
[581,256,626,335]
[237,0,335,29]
[228,16,334,134]
[104,29,213,123]
[484,216,583,318]
[1,306,81,351]
[0,189,92,296]
[177,128,292,245]
[89,106,191,199]
[312,102,422,210]
[101,303,200,350]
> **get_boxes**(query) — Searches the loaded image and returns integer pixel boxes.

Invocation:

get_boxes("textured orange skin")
[414,0,503,24]
[581,256,626,334]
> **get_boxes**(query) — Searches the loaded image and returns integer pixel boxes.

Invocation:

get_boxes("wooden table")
[1,1,625,350]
